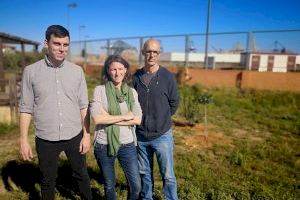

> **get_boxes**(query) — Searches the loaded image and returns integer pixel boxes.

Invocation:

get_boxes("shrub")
[179,85,203,123]
[3,51,45,72]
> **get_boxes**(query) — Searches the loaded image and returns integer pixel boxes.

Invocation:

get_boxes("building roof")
[0,32,40,45]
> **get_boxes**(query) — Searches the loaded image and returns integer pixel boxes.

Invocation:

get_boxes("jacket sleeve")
[168,73,179,115]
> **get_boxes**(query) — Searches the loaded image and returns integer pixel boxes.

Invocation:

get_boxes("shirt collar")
[44,55,65,68]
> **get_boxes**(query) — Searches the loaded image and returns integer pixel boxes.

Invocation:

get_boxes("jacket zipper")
[139,70,159,138]
[139,77,149,138]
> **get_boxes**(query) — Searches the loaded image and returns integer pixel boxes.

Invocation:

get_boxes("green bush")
[179,85,204,123]
[3,52,22,71]
[3,51,45,72]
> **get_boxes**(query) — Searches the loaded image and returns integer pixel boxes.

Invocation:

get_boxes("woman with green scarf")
[90,55,142,200]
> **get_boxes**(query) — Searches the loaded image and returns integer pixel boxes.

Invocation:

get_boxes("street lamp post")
[67,3,77,60]
[78,25,86,50]
[204,0,211,69]
[83,35,89,68]
[67,3,77,31]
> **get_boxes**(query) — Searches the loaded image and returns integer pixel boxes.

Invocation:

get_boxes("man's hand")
[19,139,33,161]
[79,133,91,154]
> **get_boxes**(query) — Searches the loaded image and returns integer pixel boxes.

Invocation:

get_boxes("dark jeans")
[94,142,141,200]
[35,132,92,200]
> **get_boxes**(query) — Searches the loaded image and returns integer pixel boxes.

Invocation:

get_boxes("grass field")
[0,76,299,200]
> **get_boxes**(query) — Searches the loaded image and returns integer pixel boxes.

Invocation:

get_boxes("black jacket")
[132,66,179,140]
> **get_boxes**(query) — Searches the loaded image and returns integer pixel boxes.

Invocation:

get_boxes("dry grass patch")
[175,123,233,150]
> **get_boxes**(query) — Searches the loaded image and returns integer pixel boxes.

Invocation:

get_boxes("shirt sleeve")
[131,88,142,118]
[19,67,34,113]
[78,69,89,109]
[90,86,105,117]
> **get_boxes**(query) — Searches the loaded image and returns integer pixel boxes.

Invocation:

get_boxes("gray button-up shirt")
[19,56,89,141]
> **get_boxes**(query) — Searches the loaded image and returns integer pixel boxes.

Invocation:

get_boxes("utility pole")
[67,3,77,31]
[204,0,211,69]
[67,3,77,60]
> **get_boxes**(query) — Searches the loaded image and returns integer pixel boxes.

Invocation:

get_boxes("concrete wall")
[178,68,300,92]
[297,55,300,65]
[257,54,288,72]
[273,55,288,72]
[160,52,241,63]
[258,55,269,72]
[241,71,300,91]
[182,68,241,88]
[160,53,300,72]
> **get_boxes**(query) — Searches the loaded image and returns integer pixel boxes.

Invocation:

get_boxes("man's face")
[143,41,160,67]
[44,35,69,62]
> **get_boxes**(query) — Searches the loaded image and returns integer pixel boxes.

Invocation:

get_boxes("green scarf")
[105,81,134,156]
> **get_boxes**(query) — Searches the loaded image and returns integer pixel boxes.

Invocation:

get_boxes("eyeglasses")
[144,50,160,56]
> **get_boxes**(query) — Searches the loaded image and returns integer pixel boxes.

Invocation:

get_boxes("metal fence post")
[139,37,144,67]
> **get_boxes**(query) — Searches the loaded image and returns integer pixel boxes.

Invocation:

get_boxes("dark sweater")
[132,66,179,140]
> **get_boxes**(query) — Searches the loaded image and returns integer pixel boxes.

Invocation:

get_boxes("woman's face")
[108,61,127,85]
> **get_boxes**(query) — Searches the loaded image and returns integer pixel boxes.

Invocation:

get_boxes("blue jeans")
[94,142,141,200]
[137,129,178,200]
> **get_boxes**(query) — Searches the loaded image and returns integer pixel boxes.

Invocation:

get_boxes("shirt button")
[59,113,62,116]
[57,91,60,94]
[60,124,63,127]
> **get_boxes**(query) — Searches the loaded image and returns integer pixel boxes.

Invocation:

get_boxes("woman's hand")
[122,112,134,121]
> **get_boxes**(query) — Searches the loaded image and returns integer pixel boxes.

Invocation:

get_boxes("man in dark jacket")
[133,39,179,200]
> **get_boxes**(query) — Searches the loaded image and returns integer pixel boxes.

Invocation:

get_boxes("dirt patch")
[182,124,233,150]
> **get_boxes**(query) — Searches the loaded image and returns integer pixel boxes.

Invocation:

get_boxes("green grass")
[0,123,17,136]
[86,75,101,99]
[0,81,299,199]
[206,88,300,135]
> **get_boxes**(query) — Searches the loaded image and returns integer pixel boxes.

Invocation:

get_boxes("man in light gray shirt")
[19,25,92,200]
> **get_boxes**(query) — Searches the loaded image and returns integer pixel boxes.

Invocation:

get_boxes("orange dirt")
[176,123,271,151]
[179,124,233,150]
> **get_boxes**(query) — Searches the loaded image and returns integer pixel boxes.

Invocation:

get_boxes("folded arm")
[92,108,138,125]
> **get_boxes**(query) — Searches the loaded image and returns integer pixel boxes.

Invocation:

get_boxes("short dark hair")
[45,25,70,41]
[102,55,131,84]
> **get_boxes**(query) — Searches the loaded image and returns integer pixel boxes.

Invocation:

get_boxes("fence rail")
[0,75,18,123]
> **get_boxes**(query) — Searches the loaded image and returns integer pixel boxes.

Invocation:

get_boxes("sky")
[1,0,300,52]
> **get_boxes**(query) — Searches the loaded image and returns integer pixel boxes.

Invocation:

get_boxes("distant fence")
[70,29,300,68]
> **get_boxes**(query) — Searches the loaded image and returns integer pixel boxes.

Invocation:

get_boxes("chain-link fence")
[69,29,300,69]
